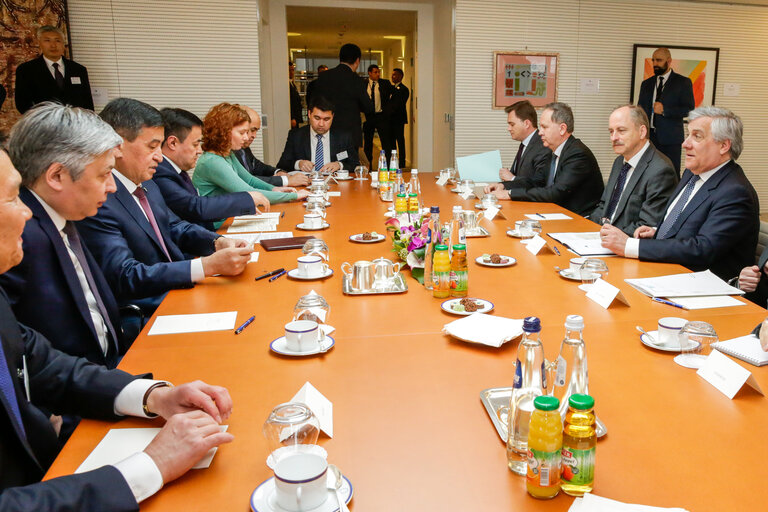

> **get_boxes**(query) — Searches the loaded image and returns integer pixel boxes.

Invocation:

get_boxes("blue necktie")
[0,336,26,439]
[546,156,557,186]
[314,134,324,173]
[657,175,700,239]
[605,162,632,221]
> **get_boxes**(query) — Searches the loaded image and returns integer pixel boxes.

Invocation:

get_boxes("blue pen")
[652,297,685,309]
[234,315,255,334]
[269,269,287,282]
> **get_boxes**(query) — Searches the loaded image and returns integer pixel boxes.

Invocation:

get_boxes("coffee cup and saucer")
[333,169,352,180]
[287,255,333,280]
[297,213,330,231]
[270,320,334,356]
[639,317,700,353]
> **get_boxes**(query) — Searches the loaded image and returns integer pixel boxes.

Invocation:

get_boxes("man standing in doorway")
[388,68,410,166]
[363,64,393,167]
[305,64,328,107]
[289,60,303,130]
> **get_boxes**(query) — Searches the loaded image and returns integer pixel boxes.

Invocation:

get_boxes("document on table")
[669,295,745,310]
[148,311,238,335]
[711,335,768,367]
[456,149,503,182]
[548,232,614,256]
[227,218,278,233]
[569,492,690,512]
[524,213,572,220]
[76,426,229,473]
[234,232,295,245]
[625,270,744,298]
[234,212,282,221]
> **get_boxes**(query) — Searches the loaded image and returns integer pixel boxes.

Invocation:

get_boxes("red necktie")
[133,187,172,261]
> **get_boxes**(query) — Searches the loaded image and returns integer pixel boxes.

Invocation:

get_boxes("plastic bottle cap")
[533,396,559,411]
[452,244,466,251]
[435,244,448,251]
[397,193,406,197]
[568,394,595,410]
[523,316,541,333]
[409,193,418,197]
[565,315,584,330]
[452,205,462,211]
[430,206,440,213]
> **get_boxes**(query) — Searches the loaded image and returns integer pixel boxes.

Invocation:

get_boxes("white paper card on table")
[327,191,341,197]
[436,173,449,186]
[525,235,554,255]
[291,382,333,438]
[711,335,768,367]
[76,426,229,473]
[455,149,503,182]
[696,350,763,399]
[586,278,630,309]
[148,311,237,335]
[524,213,572,221]
[248,252,260,263]
[484,205,500,220]
[459,190,473,200]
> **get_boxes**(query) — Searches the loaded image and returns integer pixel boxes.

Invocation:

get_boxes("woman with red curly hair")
[193,103,305,225]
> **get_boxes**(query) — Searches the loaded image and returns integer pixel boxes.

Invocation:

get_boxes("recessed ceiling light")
[287,32,302,36]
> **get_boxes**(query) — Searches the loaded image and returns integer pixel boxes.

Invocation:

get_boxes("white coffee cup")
[273,451,328,511]
[657,317,687,347]
[336,169,349,179]
[569,257,587,271]
[284,320,320,352]
[297,255,329,277]
[303,213,323,229]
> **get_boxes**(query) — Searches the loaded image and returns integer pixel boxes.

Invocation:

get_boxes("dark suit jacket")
[290,81,303,126]
[0,289,140,511]
[506,135,603,216]
[152,156,254,231]
[501,131,551,184]
[14,56,94,114]
[387,82,409,124]
[745,245,768,308]
[588,143,678,235]
[639,161,759,280]
[305,78,318,107]
[232,148,283,186]
[0,189,124,367]
[77,175,217,308]
[638,70,695,145]
[276,126,359,171]
[312,64,373,147]
[363,78,392,122]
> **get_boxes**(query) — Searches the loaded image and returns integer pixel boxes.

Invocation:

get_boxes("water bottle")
[377,150,388,184]
[507,316,547,476]
[423,206,439,290]
[378,150,392,201]
[552,315,588,420]
[394,169,405,195]
[390,149,399,174]
[449,206,465,258]
[409,169,422,211]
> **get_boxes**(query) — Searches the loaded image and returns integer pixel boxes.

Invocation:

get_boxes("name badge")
[336,151,348,160]
[71,76,82,85]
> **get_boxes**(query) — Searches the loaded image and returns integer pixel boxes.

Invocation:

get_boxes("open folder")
[456,150,503,183]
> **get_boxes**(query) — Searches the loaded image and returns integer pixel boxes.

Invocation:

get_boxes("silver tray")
[465,226,490,238]
[342,272,409,295]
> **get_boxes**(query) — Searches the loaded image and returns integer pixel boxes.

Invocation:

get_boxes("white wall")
[456,0,768,206]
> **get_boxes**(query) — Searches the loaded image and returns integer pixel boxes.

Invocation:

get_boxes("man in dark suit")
[388,68,410,165]
[362,64,393,166]
[0,143,234,511]
[277,96,359,173]
[589,105,678,235]
[233,106,309,188]
[637,47,695,175]
[77,99,252,317]
[312,43,373,150]
[289,60,303,129]
[14,26,94,114]
[152,108,266,231]
[484,100,552,199]
[601,107,759,281]
[739,245,768,307]
[503,102,603,216]
[305,64,327,108]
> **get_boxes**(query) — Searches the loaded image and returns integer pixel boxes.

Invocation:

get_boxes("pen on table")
[552,245,561,256]
[255,268,285,281]
[652,297,685,309]
[234,315,255,334]
[281,211,285,218]
[269,269,287,282]
[535,213,545,219]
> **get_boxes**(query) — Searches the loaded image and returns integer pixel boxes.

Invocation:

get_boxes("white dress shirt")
[607,141,651,223]
[295,128,343,170]
[112,170,204,282]
[549,137,568,182]
[43,56,65,79]
[367,79,382,113]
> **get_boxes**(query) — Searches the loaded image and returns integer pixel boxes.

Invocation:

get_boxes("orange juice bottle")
[432,245,450,298]
[526,396,562,499]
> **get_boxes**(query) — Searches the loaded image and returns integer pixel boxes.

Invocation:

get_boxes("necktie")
[511,143,525,175]
[656,76,665,102]
[546,156,557,186]
[314,134,324,173]
[0,336,26,439]
[133,187,172,261]
[656,176,700,239]
[604,162,632,221]
[52,62,65,89]
[370,81,377,111]
[178,169,197,194]
[238,151,250,172]
[62,222,119,355]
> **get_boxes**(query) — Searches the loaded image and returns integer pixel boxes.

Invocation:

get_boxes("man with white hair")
[14,25,94,113]
[600,106,759,281]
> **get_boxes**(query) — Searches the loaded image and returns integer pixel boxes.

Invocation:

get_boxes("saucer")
[475,203,501,210]
[353,177,368,181]
[558,269,599,282]
[296,222,330,231]
[250,471,353,512]
[304,201,332,208]
[640,330,700,353]
[334,176,353,181]
[475,255,516,267]
[270,335,335,356]
[441,298,494,315]
[349,233,386,243]
[287,268,334,280]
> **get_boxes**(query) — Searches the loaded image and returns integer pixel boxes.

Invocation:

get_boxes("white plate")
[250,471,353,512]
[349,233,386,243]
[475,255,516,267]
[334,176,353,181]
[640,330,700,353]
[558,269,599,282]
[287,268,334,280]
[270,335,335,356]
[296,222,330,231]
[441,298,494,316]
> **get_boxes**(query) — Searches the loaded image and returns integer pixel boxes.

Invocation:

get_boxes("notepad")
[711,335,768,367]
[148,311,237,335]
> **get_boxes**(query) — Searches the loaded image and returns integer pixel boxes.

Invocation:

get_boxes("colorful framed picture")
[630,44,719,108]
[492,51,559,109]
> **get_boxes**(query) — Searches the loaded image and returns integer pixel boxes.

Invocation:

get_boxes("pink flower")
[407,236,426,251]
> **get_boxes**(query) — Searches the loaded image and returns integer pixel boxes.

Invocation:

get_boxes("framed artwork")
[492,51,559,109]
[630,44,719,108]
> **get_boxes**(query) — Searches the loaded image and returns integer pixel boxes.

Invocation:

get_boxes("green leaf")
[410,267,424,284]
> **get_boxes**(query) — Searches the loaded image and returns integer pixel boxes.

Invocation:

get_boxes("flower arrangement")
[385,215,429,282]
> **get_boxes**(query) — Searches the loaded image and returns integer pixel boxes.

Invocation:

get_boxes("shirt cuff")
[191,258,205,282]
[114,379,167,417]
[280,175,289,186]
[625,237,640,259]
[294,161,301,171]
[113,452,164,503]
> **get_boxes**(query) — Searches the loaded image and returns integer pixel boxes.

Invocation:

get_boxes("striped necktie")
[657,176,700,239]
[314,134,324,173]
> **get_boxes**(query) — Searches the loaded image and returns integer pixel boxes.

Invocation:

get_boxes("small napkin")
[442,313,523,348]
[569,493,690,512]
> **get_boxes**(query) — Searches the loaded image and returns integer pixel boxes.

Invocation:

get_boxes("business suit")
[14,56,94,114]
[638,160,759,281]
[588,143,678,235]
[638,70,695,174]
[232,147,284,186]
[744,245,768,308]
[0,289,140,511]
[312,64,373,148]
[363,78,393,165]
[501,131,551,184]
[506,135,603,216]
[0,189,124,367]
[388,82,410,163]
[77,175,217,312]
[305,78,319,107]
[290,81,303,127]
[152,156,255,231]
[276,126,359,171]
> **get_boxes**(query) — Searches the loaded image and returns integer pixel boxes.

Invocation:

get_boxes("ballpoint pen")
[234,315,255,334]
[652,297,685,309]
[281,211,285,218]
[255,268,285,281]
[552,245,561,256]
[535,213,545,219]
[269,269,287,282]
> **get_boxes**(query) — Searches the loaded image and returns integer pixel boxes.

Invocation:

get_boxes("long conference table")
[46,176,768,511]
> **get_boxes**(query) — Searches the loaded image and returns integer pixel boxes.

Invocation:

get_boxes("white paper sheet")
[524,213,572,220]
[625,270,744,298]
[548,232,614,256]
[248,252,260,263]
[327,191,341,197]
[442,313,523,347]
[234,232,295,245]
[227,218,278,233]
[234,212,282,221]
[291,382,333,438]
[712,335,768,367]
[670,295,745,310]
[148,311,238,335]
[569,493,690,512]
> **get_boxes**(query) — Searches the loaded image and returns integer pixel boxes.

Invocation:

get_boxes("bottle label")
[527,448,561,488]
[561,446,595,485]
[513,358,522,388]
[433,270,449,288]
[449,270,467,292]
[555,355,567,387]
